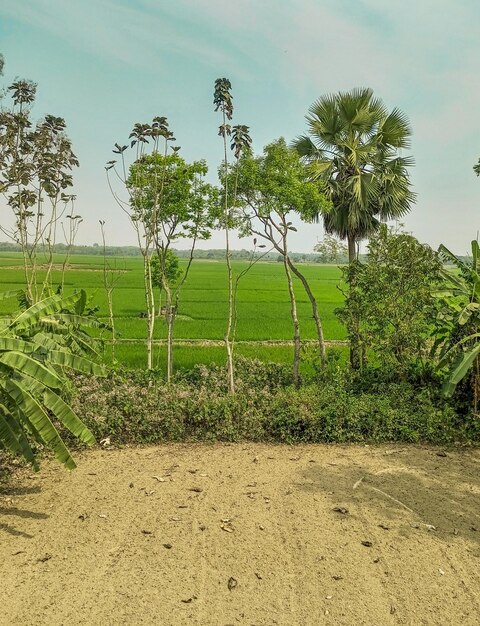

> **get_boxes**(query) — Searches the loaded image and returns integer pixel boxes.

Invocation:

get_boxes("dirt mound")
[1,443,480,625]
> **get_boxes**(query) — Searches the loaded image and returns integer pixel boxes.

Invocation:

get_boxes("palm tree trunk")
[347,233,357,263]
[347,232,361,369]
[287,257,326,368]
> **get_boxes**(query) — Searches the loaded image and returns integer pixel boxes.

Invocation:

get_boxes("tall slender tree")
[0,77,79,303]
[106,117,174,369]
[214,78,251,393]
[128,152,216,381]
[294,87,415,263]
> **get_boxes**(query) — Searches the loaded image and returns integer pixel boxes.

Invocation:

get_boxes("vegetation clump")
[68,357,478,448]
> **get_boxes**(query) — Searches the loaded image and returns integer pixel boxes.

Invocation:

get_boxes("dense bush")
[67,358,479,448]
[337,225,442,373]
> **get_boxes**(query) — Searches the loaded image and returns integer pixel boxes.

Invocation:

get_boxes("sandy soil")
[1,443,480,626]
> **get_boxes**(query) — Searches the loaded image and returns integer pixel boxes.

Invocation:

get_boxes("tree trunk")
[144,253,155,370]
[283,248,301,387]
[222,107,235,395]
[107,288,116,363]
[347,232,360,369]
[164,282,174,383]
[347,232,357,264]
[287,257,326,369]
[157,288,163,317]
[224,244,235,395]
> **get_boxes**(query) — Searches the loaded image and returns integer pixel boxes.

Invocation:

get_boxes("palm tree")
[294,87,415,262]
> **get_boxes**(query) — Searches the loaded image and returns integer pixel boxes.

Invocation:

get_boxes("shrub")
[68,359,479,448]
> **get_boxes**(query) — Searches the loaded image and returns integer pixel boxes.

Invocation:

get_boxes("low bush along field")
[0,252,346,370]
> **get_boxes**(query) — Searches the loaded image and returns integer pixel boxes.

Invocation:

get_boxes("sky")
[0,0,479,254]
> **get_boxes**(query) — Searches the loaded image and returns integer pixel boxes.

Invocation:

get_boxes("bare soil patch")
[1,443,480,625]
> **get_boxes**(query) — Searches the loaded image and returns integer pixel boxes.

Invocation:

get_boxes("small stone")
[333,506,349,515]
[37,554,52,563]
[163,543,173,549]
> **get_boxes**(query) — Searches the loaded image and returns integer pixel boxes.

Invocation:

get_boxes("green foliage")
[150,250,182,291]
[233,137,331,233]
[128,152,217,242]
[434,241,480,409]
[0,72,79,302]
[474,158,480,177]
[294,87,415,260]
[337,225,442,374]
[314,235,348,264]
[70,358,474,447]
[0,291,104,469]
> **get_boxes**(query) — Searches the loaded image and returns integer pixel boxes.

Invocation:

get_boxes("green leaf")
[0,337,36,353]
[0,405,28,457]
[9,292,80,332]
[1,378,76,469]
[43,390,95,445]
[74,290,87,315]
[52,314,111,331]
[443,343,480,396]
[0,351,63,389]
[47,350,105,376]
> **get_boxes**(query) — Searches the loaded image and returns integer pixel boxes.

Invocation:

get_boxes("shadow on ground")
[298,448,480,547]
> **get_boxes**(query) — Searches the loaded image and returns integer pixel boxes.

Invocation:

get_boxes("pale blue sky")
[1,0,479,253]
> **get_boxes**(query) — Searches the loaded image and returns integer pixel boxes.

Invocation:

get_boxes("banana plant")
[0,290,106,470]
[434,240,480,409]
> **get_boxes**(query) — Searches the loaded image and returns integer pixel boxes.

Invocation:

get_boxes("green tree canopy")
[294,87,415,262]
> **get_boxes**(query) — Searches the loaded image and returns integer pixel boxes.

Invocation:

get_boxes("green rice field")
[0,252,347,371]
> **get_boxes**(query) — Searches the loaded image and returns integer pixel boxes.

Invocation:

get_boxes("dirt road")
[1,443,479,625]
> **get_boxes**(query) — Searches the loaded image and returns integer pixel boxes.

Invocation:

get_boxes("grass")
[0,252,347,370]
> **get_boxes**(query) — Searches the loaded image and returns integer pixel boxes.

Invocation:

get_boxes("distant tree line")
[0,241,349,262]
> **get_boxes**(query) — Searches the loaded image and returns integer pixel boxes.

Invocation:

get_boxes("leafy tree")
[434,241,480,413]
[314,235,348,264]
[474,158,480,176]
[128,152,216,380]
[0,73,79,303]
[106,116,175,369]
[294,87,415,263]
[0,290,105,469]
[233,138,331,379]
[151,250,182,316]
[214,78,252,393]
[337,225,442,376]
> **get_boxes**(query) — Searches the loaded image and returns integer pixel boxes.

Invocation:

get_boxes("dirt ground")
[1,443,480,626]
